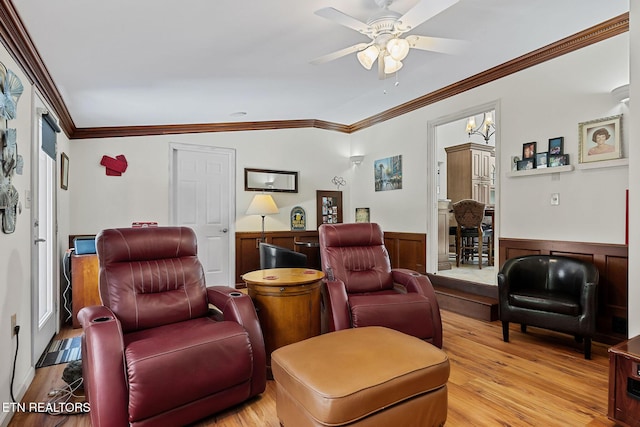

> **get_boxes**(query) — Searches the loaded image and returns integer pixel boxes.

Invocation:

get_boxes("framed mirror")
[245,168,298,193]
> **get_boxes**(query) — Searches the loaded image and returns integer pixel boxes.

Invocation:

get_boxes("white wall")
[68,129,351,235]
[351,34,629,245]
[0,49,72,425]
[0,49,33,425]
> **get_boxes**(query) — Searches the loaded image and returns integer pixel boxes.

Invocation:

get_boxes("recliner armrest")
[391,269,443,348]
[206,286,266,394]
[78,306,128,427]
[323,279,351,332]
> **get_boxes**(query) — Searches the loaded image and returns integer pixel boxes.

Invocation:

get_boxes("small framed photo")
[578,115,622,163]
[517,158,534,171]
[355,207,370,223]
[548,154,570,167]
[549,137,563,155]
[522,142,536,159]
[535,152,548,169]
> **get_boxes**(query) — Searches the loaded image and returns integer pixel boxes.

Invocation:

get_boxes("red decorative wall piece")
[100,154,128,176]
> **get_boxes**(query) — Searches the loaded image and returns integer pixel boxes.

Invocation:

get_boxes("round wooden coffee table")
[242,268,324,376]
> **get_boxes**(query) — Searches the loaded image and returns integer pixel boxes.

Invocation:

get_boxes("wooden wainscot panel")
[384,232,427,274]
[236,230,427,284]
[235,231,320,284]
[499,238,628,345]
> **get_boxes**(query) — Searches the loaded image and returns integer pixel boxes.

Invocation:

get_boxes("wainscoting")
[499,238,628,345]
[235,233,628,345]
[235,230,426,283]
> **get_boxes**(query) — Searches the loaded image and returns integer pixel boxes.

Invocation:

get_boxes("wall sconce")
[350,155,365,165]
[611,84,629,104]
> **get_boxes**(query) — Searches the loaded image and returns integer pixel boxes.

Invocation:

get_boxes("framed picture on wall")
[316,190,343,228]
[517,158,534,171]
[535,152,548,169]
[355,207,370,223]
[522,142,536,159]
[549,137,563,155]
[578,115,622,163]
[548,154,570,167]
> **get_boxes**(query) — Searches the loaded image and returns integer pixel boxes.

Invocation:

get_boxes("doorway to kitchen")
[426,101,500,286]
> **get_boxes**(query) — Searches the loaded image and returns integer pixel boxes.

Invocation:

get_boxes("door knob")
[222,228,228,233]
[34,238,46,244]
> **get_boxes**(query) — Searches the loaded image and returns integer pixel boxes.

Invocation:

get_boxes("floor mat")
[36,336,82,368]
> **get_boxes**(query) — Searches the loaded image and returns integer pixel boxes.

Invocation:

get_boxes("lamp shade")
[383,55,403,74]
[357,45,380,70]
[246,194,279,215]
[387,38,410,61]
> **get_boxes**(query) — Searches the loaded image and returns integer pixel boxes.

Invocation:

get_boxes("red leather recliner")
[319,223,443,348]
[78,227,266,427]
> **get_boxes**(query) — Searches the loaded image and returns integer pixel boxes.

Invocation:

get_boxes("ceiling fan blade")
[315,7,371,34]
[310,42,370,65]
[405,35,466,54]
[397,0,459,32]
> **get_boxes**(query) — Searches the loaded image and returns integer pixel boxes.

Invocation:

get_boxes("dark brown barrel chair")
[498,255,599,359]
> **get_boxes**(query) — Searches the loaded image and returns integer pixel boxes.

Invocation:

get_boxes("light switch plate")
[551,193,560,205]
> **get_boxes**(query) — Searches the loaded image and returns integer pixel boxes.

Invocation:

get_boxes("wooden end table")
[242,268,324,377]
[608,335,640,427]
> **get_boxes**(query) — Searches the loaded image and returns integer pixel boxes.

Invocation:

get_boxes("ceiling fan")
[311,0,461,79]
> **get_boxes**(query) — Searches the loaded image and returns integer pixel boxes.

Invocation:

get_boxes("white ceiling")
[11,0,629,128]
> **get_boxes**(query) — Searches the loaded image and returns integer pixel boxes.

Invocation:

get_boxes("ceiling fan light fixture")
[357,45,380,70]
[383,55,403,74]
[387,38,410,61]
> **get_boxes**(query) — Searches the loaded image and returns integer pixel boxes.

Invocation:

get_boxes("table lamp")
[246,194,279,242]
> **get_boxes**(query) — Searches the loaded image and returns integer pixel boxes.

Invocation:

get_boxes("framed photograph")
[549,137,564,155]
[374,155,402,191]
[522,142,536,159]
[548,154,570,167]
[517,158,534,171]
[316,190,343,228]
[535,152,548,169]
[60,152,69,190]
[355,207,370,223]
[578,115,622,163]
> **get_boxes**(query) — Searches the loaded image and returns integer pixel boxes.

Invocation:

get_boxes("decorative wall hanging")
[0,61,23,234]
[374,155,402,192]
[100,154,128,176]
[0,62,24,120]
[316,190,342,228]
[290,206,306,231]
[331,176,346,190]
[578,115,622,164]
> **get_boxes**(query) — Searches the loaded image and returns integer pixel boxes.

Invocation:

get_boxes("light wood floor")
[9,310,617,426]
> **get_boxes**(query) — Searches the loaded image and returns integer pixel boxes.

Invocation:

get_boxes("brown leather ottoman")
[271,326,450,427]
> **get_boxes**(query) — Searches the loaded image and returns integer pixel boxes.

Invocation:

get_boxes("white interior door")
[170,144,235,286]
[31,107,57,363]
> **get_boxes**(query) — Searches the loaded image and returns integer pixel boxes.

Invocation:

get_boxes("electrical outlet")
[11,313,17,336]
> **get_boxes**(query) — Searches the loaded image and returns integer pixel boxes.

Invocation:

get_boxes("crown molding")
[0,0,77,137]
[0,3,628,139]
[71,119,352,139]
